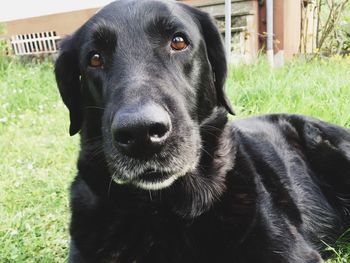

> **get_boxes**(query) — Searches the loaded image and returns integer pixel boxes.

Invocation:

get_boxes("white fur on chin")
[113,163,196,190]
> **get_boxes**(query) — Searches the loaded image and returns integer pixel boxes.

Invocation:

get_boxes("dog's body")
[55,0,350,262]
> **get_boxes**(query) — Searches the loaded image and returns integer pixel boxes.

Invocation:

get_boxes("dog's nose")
[111,104,171,157]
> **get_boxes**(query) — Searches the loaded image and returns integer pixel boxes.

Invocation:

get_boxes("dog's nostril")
[149,123,169,141]
[114,130,134,145]
[111,104,172,156]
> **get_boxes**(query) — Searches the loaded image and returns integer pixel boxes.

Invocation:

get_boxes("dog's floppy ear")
[184,6,234,115]
[55,35,83,136]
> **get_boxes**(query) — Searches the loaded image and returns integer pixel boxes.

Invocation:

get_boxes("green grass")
[227,57,350,127]
[0,58,78,262]
[0,56,349,262]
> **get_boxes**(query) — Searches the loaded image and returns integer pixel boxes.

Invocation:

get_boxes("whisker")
[200,147,214,159]
[109,110,115,124]
[87,147,105,162]
[200,124,224,132]
[84,106,106,110]
[82,135,103,144]
[201,129,221,140]
[108,173,115,199]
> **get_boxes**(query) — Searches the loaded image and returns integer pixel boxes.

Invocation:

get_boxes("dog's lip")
[113,168,187,190]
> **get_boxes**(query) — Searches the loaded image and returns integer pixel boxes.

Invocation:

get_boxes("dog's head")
[55,0,233,191]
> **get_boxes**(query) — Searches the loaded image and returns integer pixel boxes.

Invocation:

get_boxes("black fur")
[55,0,350,262]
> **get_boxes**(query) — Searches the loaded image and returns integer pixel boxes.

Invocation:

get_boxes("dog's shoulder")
[229,113,350,189]
[227,113,350,239]
[230,113,350,151]
[229,114,299,157]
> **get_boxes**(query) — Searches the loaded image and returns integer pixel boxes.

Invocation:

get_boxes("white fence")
[10,31,61,56]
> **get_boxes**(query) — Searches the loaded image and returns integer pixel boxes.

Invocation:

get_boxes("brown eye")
[171,35,188,51]
[89,52,103,67]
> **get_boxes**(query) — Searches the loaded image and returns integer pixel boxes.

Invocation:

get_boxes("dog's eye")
[171,35,188,51]
[89,52,103,68]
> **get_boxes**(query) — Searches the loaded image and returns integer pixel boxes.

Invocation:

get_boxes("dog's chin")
[112,165,196,191]
[115,174,180,190]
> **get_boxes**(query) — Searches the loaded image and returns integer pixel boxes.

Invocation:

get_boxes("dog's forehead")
[100,0,174,13]
[98,0,178,16]
[87,0,199,37]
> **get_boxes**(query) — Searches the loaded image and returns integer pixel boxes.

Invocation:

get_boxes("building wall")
[1,8,99,38]
[259,0,301,61]
[284,0,301,59]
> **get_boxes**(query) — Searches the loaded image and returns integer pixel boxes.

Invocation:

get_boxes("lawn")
[0,56,349,262]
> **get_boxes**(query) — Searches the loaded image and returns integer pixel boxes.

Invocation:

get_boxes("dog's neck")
[162,107,236,218]
[78,107,236,219]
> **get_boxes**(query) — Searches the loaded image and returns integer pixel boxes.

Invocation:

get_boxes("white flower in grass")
[10,229,18,236]
[27,163,33,170]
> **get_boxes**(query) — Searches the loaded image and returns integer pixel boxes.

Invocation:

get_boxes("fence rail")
[10,31,61,55]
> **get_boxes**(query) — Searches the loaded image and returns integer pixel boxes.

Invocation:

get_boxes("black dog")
[55,0,350,262]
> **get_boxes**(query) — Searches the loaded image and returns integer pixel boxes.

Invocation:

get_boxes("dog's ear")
[55,35,83,136]
[183,6,234,115]
[198,13,234,115]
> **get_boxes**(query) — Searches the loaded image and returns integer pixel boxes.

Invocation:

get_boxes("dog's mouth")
[106,112,202,191]
[113,167,191,190]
